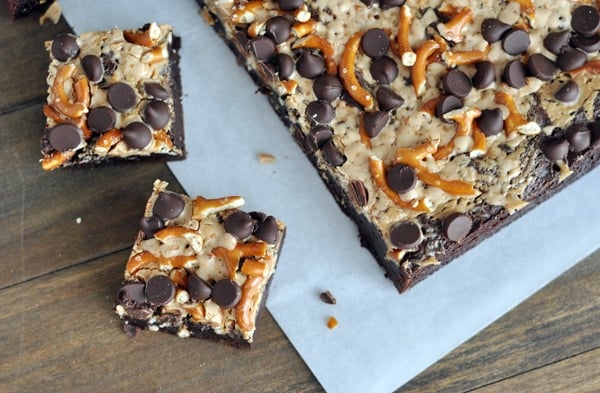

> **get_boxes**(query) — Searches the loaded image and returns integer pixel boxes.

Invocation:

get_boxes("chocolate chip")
[144,82,170,101]
[442,69,472,98]
[87,106,116,134]
[386,163,416,194]
[277,0,303,11]
[211,279,242,308]
[143,100,170,130]
[555,80,580,102]
[502,60,526,88]
[477,108,504,136]
[376,86,404,111]
[249,211,267,222]
[296,51,325,79]
[436,95,462,119]
[360,0,376,6]
[589,121,600,148]
[266,16,291,44]
[51,33,79,62]
[442,213,472,242]
[380,0,405,9]
[502,29,530,56]
[481,18,511,43]
[107,82,138,112]
[47,123,83,152]
[116,282,147,308]
[306,124,334,150]
[122,122,152,150]
[153,191,185,220]
[472,61,495,89]
[313,74,343,102]
[224,210,254,240]
[527,53,557,81]
[348,180,369,207]
[306,100,335,124]
[566,123,591,152]
[543,31,571,55]
[275,53,294,80]
[81,54,103,84]
[361,28,390,58]
[139,215,164,239]
[319,290,337,304]
[250,36,276,61]
[571,34,600,53]
[254,216,279,244]
[370,56,398,85]
[389,221,422,249]
[571,5,600,36]
[187,274,212,302]
[322,139,346,167]
[362,111,389,138]
[556,48,587,71]
[145,275,175,306]
[541,138,569,161]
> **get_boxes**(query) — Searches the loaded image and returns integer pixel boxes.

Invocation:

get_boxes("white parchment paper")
[61,1,600,391]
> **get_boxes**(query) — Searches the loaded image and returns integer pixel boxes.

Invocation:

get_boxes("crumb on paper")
[327,316,338,330]
[258,152,276,163]
[39,1,62,25]
[320,290,337,305]
[75,217,82,224]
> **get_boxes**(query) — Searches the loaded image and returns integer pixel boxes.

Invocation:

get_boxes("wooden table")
[1,7,599,392]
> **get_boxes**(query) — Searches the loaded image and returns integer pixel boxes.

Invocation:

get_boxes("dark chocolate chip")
[556,48,587,71]
[571,34,600,53]
[360,0,376,6]
[370,56,398,85]
[362,111,389,138]
[143,100,170,130]
[380,0,405,9]
[116,282,147,308]
[361,28,390,58]
[436,95,463,119]
[296,51,325,79]
[589,121,600,148]
[249,211,267,222]
[250,36,276,61]
[51,33,79,62]
[144,82,170,101]
[442,69,472,98]
[306,124,334,150]
[480,18,511,43]
[278,0,303,11]
[543,31,571,55]
[477,108,504,136]
[81,54,104,84]
[348,180,369,207]
[122,122,152,150]
[502,29,530,56]
[472,61,495,89]
[319,290,337,305]
[306,100,335,124]
[107,82,138,112]
[376,86,404,111]
[275,53,294,80]
[254,216,279,244]
[145,275,175,306]
[266,16,291,44]
[139,215,165,239]
[527,53,557,81]
[389,221,422,249]
[153,191,185,220]
[47,123,83,152]
[313,74,343,102]
[554,80,579,102]
[386,163,416,194]
[442,213,472,242]
[187,274,212,302]
[224,210,254,240]
[87,106,116,134]
[502,60,526,88]
[566,123,591,152]
[541,138,569,161]
[322,139,346,167]
[211,279,242,308]
[571,5,600,36]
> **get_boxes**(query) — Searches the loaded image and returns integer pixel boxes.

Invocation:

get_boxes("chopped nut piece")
[339,31,374,110]
[319,290,337,304]
[327,316,339,329]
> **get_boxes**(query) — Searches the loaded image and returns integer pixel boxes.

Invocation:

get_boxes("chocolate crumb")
[320,290,337,304]
[123,323,140,337]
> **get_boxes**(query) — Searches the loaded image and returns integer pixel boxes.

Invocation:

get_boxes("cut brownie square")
[114,180,285,348]
[41,23,184,170]
[197,1,600,292]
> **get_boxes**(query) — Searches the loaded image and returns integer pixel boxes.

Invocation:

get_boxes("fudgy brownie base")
[8,0,50,19]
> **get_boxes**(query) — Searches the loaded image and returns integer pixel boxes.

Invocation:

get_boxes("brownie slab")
[198,0,600,292]
[114,180,285,347]
[41,23,184,170]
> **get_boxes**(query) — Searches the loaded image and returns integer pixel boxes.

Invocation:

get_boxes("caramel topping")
[292,34,337,75]
[339,31,374,110]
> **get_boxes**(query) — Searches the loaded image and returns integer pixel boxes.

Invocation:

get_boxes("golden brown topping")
[41,150,73,171]
[292,19,317,38]
[327,316,339,329]
[235,275,264,331]
[164,255,196,269]
[442,46,490,67]
[258,152,277,163]
[142,46,168,65]
[95,129,122,150]
[292,34,337,75]
[340,31,374,110]
[212,242,268,279]
[44,105,92,140]
[51,64,88,118]
[192,195,245,219]
[397,5,416,66]
[240,258,268,277]
[412,39,440,97]
[437,8,473,43]
[247,20,264,38]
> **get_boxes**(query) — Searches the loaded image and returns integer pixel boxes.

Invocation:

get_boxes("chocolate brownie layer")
[8,0,49,19]
[198,0,600,292]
